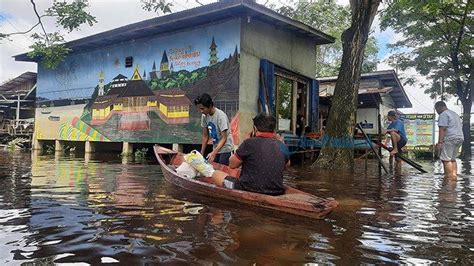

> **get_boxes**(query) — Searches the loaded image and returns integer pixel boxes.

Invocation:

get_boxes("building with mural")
[15,0,334,149]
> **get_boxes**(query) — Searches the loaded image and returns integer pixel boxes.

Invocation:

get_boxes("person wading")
[435,101,464,179]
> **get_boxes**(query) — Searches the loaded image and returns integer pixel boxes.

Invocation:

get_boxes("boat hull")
[154,145,338,219]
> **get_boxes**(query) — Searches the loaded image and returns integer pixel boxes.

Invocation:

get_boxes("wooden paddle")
[376,141,427,173]
[357,123,389,174]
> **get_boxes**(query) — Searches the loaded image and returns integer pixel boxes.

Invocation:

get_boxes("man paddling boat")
[188,113,290,195]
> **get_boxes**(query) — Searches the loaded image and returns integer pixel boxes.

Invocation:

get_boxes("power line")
[0,15,35,45]
[403,89,434,112]
[0,25,31,51]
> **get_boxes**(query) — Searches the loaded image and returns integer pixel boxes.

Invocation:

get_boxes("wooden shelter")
[0,72,36,137]
[318,70,412,135]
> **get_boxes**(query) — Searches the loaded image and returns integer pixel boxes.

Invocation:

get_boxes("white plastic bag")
[175,161,198,179]
[184,150,214,177]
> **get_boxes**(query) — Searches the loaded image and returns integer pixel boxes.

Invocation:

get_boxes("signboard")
[357,108,379,134]
[360,123,374,129]
[400,113,435,152]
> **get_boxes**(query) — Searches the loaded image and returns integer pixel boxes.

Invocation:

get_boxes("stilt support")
[122,142,133,155]
[55,140,64,152]
[172,143,183,152]
[85,140,95,153]
[33,139,43,151]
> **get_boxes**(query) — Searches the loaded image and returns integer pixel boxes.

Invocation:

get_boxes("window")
[125,56,133,68]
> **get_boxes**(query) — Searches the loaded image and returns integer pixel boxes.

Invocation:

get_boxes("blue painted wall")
[34,19,241,144]
[37,19,240,101]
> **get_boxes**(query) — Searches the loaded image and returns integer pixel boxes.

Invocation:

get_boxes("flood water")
[1,149,472,264]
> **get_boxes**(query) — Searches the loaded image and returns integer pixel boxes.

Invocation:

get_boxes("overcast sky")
[0,0,465,115]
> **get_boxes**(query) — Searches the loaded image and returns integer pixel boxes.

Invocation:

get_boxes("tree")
[0,0,172,69]
[275,0,379,77]
[381,0,472,158]
[311,0,381,170]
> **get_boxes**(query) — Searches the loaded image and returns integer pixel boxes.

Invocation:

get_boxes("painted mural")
[35,20,240,144]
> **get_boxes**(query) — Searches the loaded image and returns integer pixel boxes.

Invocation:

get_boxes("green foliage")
[5,0,172,69]
[149,68,207,90]
[134,148,149,162]
[380,1,472,103]
[277,78,292,120]
[46,0,97,32]
[45,144,55,154]
[20,0,97,69]
[28,33,71,69]
[141,0,173,14]
[6,137,29,151]
[274,0,379,77]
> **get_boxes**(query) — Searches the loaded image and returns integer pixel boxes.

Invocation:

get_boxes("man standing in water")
[386,110,407,172]
[194,93,233,165]
[435,101,464,179]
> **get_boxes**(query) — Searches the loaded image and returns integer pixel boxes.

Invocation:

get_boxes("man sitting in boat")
[190,113,290,196]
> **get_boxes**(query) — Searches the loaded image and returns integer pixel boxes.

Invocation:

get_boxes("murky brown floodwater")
[1,149,472,264]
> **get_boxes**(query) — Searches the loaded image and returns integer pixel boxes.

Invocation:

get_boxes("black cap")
[387,110,397,117]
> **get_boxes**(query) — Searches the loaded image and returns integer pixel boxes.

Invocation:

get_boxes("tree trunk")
[312,1,380,170]
[451,53,472,159]
[461,98,472,159]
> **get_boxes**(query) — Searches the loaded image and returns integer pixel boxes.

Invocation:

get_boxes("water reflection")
[0,150,473,264]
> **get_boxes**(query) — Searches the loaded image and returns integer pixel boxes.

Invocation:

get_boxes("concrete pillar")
[84,152,91,165]
[85,140,95,153]
[122,142,133,156]
[55,139,64,152]
[31,149,41,160]
[172,143,183,152]
[121,155,131,164]
[32,139,43,151]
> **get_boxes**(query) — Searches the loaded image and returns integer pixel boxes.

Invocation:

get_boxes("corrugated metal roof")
[14,0,335,62]
[0,72,37,96]
[0,72,37,90]
[317,70,412,109]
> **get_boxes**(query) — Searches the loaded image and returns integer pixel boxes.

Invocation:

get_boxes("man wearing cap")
[434,101,464,179]
[386,110,407,172]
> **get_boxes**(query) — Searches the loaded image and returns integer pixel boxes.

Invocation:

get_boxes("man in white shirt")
[435,101,464,179]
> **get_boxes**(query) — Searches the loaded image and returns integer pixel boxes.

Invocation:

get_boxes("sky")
[0,0,465,115]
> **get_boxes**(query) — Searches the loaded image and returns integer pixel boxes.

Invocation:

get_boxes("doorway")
[274,70,309,134]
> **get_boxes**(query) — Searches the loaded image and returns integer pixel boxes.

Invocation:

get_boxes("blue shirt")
[387,119,407,140]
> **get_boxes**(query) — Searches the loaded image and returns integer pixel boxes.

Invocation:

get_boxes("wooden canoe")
[154,145,338,219]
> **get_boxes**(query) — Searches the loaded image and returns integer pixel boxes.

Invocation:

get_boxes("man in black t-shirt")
[208,113,290,196]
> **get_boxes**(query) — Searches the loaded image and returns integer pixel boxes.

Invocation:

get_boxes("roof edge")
[14,0,334,62]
